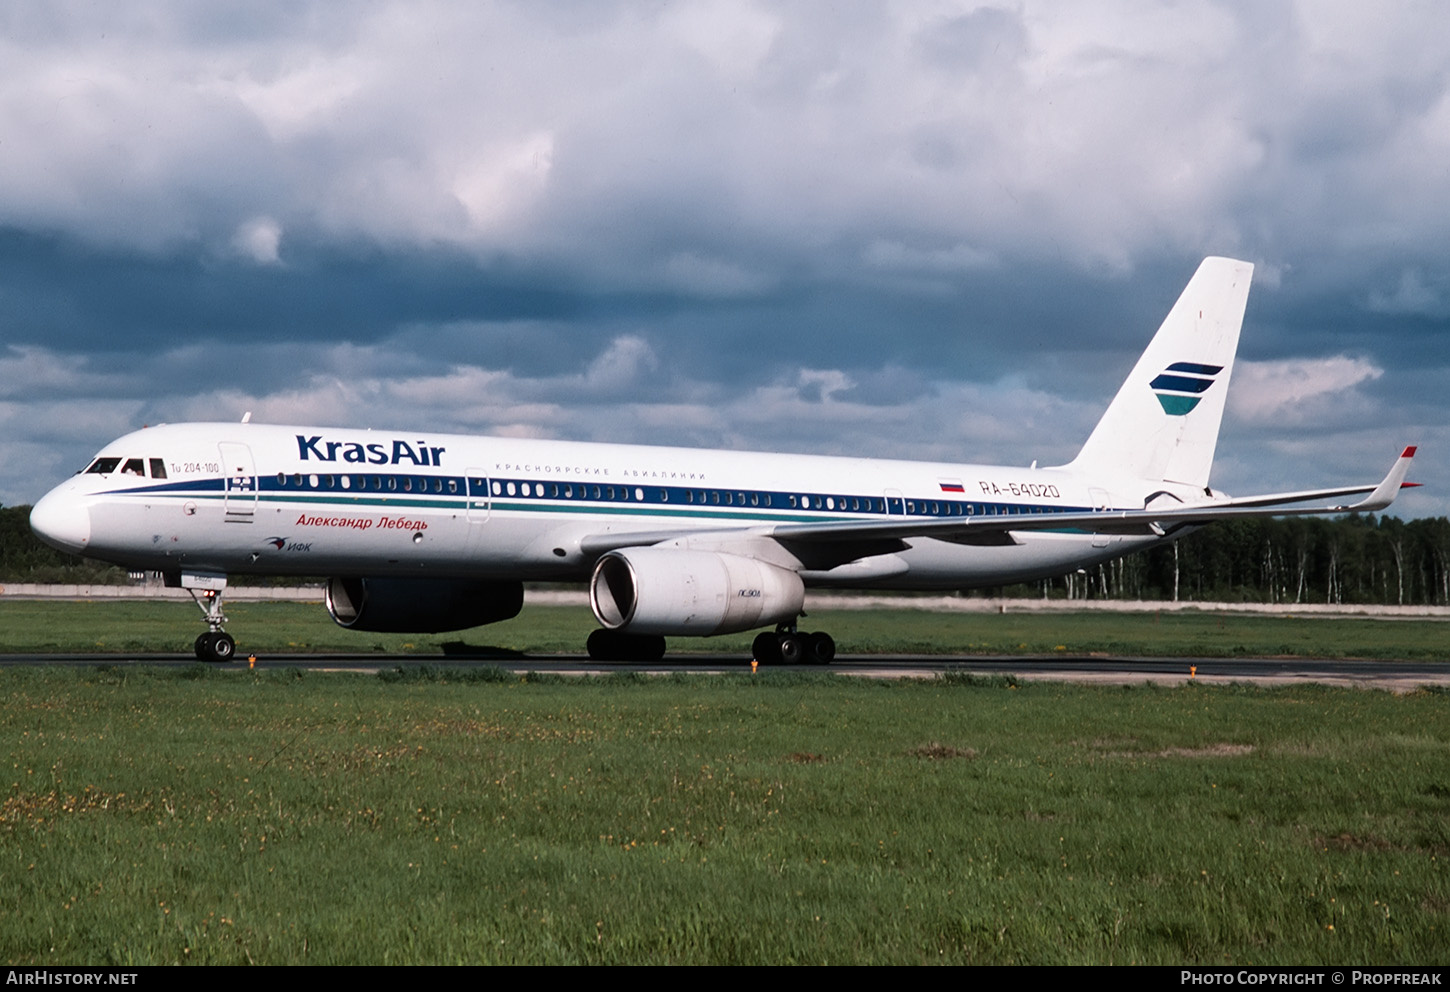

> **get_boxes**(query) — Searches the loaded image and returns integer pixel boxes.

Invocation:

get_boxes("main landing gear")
[584,626,837,665]
[752,624,835,666]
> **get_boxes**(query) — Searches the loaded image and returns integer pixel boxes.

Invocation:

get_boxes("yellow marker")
[248,654,256,670]
[1190,665,1197,679]
[751,660,758,674]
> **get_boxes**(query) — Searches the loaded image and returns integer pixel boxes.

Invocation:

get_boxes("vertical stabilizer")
[1065,257,1253,488]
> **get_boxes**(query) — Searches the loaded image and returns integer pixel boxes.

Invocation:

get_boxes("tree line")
[4,503,1449,605]
[1025,514,1450,605]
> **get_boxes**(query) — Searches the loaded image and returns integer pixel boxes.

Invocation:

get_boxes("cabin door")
[218,443,257,521]
[466,472,492,522]
[1088,487,1111,548]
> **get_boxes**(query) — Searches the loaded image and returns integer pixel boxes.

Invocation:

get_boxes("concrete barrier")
[5,583,1448,618]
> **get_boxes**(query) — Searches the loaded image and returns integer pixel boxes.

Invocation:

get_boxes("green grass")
[1,599,1448,660]
[1,667,1447,964]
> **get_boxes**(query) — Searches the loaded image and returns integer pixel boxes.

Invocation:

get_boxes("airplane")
[28,256,1417,664]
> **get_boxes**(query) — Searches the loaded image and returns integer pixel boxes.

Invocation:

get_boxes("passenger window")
[448,479,458,494]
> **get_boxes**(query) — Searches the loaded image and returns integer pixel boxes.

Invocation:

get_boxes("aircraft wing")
[578,447,1417,557]
[766,446,1418,543]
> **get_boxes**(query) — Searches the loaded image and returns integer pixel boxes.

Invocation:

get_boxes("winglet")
[1350,446,1417,512]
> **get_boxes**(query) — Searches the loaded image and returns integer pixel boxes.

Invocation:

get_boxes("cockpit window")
[85,457,122,475]
[121,458,146,476]
[149,458,168,479]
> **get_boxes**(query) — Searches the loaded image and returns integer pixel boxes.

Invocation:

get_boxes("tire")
[587,628,619,661]
[752,630,782,664]
[805,631,836,665]
[776,633,804,665]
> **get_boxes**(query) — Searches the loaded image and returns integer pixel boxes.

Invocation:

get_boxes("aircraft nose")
[30,487,91,554]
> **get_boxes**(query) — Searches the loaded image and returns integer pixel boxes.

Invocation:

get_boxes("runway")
[2,650,1446,691]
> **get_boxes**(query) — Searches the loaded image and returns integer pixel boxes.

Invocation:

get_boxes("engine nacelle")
[326,577,524,633]
[590,548,804,636]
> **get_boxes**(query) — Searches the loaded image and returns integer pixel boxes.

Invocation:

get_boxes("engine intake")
[326,577,524,633]
[590,548,804,636]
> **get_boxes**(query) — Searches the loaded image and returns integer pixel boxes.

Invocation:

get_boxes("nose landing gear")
[173,572,237,663]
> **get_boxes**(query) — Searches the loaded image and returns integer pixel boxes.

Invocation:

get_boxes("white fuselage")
[32,421,1188,590]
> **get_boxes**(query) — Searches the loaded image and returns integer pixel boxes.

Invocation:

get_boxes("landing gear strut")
[752,624,835,666]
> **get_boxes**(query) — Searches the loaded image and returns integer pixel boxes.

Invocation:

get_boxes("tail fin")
[1065,256,1254,488]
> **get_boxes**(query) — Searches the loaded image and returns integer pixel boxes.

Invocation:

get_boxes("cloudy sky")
[2,1,1447,518]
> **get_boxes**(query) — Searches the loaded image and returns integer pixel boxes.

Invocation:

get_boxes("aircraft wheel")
[752,630,782,664]
[776,633,804,665]
[805,631,836,665]
[197,632,236,663]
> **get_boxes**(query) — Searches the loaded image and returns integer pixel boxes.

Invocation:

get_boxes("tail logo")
[1149,362,1223,415]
